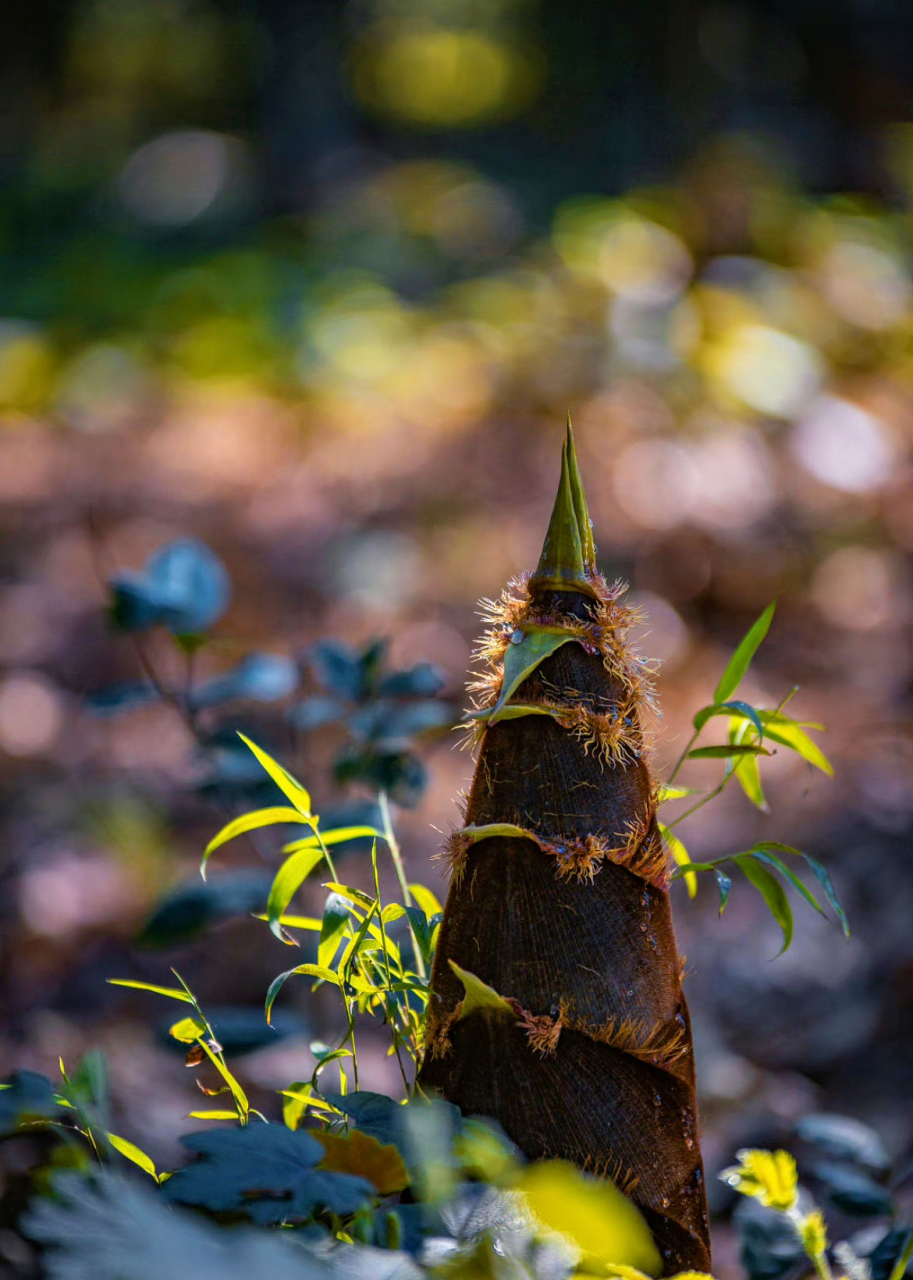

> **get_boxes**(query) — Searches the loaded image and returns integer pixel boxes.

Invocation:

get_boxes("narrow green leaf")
[107,980,193,1004]
[322,882,375,910]
[656,785,702,802]
[337,903,378,981]
[756,718,834,777]
[801,854,850,938]
[689,744,770,759]
[198,1041,248,1121]
[694,700,764,739]
[491,631,576,715]
[266,848,326,942]
[714,602,776,703]
[265,964,340,1023]
[458,822,536,844]
[107,1133,159,1180]
[381,902,407,924]
[659,821,696,899]
[714,869,732,915]
[736,854,793,955]
[318,896,350,969]
[201,807,310,879]
[187,1110,238,1120]
[237,733,313,815]
[409,884,443,917]
[474,702,561,726]
[748,850,825,916]
[281,825,384,855]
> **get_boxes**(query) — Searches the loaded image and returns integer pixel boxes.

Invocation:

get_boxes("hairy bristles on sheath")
[579,1151,641,1197]
[471,572,658,710]
[569,1012,689,1069]
[510,998,569,1057]
[437,829,471,886]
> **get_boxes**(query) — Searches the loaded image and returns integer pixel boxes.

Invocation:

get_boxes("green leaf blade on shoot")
[169,1016,207,1043]
[491,631,575,715]
[693,700,765,740]
[187,1110,238,1121]
[801,854,850,938]
[266,848,327,943]
[200,807,311,879]
[197,1040,248,1124]
[729,716,770,812]
[281,826,384,855]
[236,733,313,816]
[107,980,194,1004]
[265,965,340,1025]
[756,716,834,777]
[714,602,776,704]
[408,884,442,917]
[659,822,696,899]
[714,869,733,915]
[689,744,770,760]
[747,849,825,917]
[107,1133,160,1181]
[656,785,701,803]
[735,854,793,956]
[318,895,351,970]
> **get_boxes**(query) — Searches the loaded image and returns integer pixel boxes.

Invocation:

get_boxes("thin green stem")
[378,791,426,981]
[371,842,411,1094]
[667,727,700,785]
[888,1230,913,1280]
[666,774,731,830]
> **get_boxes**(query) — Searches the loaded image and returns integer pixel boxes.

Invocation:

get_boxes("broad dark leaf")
[157,1007,306,1057]
[0,1070,60,1135]
[145,539,231,634]
[163,1125,374,1225]
[796,1113,890,1172]
[85,682,161,715]
[190,655,298,709]
[288,695,348,731]
[733,1195,806,1280]
[377,663,446,698]
[811,1161,894,1216]
[309,641,365,701]
[136,871,271,948]
[333,749,427,808]
[348,699,454,748]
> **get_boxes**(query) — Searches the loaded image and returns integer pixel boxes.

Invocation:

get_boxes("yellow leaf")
[313,1128,409,1195]
[107,1133,158,1181]
[515,1160,662,1277]
[721,1149,797,1211]
[169,1016,207,1043]
[448,960,514,1020]
[800,1210,828,1260]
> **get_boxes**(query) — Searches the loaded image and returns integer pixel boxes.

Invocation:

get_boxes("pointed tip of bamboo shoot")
[530,414,598,595]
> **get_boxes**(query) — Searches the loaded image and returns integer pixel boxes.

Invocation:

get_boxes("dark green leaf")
[811,1161,894,1216]
[190,655,298,710]
[85,683,161,715]
[796,1114,889,1171]
[747,850,825,916]
[0,1071,61,1135]
[693,700,764,739]
[689,744,769,759]
[318,894,351,969]
[136,871,270,948]
[714,869,732,915]
[377,663,446,698]
[801,854,850,938]
[714,602,776,704]
[735,854,793,955]
[162,1125,374,1224]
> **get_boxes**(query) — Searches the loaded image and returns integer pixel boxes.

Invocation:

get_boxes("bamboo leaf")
[689,744,769,760]
[747,849,825,916]
[107,1132,160,1180]
[656,785,701,802]
[659,822,696,899]
[187,1110,238,1120]
[236,733,313,815]
[197,1041,248,1122]
[714,602,776,704]
[409,883,443,917]
[756,716,833,777]
[735,855,793,955]
[266,848,326,942]
[169,1016,207,1043]
[107,980,193,1004]
[322,882,375,910]
[714,869,732,915]
[693,700,764,739]
[265,965,340,1024]
[281,826,384,855]
[800,853,850,938]
[201,807,310,879]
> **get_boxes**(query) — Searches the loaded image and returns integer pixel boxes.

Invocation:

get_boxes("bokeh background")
[0,0,910,1274]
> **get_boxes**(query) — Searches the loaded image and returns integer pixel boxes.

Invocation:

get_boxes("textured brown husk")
[417,456,711,1274]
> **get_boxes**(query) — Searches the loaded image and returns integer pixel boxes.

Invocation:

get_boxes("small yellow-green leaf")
[720,1148,798,1211]
[757,715,833,777]
[169,1016,207,1043]
[107,1133,159,1180]
[197,1041,248,1122]
[656,785,701,802]
[800,1210,829,1261]
[322,882,375,910]
[449,961,514,1020]
[281,825,384,855]
[660,822,696,899]
[408,884,442,916]
[265,964,340,1024]
[237,733,312,815]
[187,1110,238,1121]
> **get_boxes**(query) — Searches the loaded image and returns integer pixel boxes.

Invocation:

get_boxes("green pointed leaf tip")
[714,602,776,704]
[530,419,597,593]
[491,630,574,714]
[449,960,514,1020]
